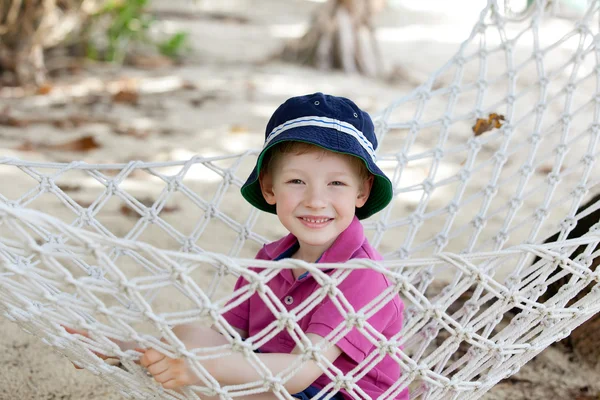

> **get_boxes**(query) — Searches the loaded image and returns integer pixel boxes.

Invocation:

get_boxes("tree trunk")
[281,0,386,78]
[568,257,600,367]
[539,194,600,367]
[0,1,100,86]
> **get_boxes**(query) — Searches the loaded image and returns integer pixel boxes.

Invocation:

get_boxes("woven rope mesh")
[1,0,600,399]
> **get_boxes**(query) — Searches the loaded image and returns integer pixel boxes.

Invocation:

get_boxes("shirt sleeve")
[221,246,269,334]
[305,266,401,364]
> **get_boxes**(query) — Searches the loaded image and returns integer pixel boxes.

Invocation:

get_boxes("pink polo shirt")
[223,217,408,400]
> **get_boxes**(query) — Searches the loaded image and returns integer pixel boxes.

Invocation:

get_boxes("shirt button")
[284,296,293,305]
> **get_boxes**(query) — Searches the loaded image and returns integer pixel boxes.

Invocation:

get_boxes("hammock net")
[1,0,599,399]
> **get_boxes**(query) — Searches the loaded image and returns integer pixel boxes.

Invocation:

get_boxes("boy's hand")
[62,325,143,369]
[62,326,114,369]
[139,347,202,390]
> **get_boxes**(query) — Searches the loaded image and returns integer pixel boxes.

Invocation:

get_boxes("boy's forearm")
[210,351,317,395]
[169,324,324,394]
[151,323,317,395]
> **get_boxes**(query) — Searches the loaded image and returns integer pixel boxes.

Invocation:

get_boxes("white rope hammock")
[1,0,599,399]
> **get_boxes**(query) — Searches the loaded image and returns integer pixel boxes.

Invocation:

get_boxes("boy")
[69,93,407,399]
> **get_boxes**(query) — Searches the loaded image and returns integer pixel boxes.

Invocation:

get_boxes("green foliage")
[86,0,188,63]
[158,32,189,59]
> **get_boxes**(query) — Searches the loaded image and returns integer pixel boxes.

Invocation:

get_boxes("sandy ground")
[1,0,599,399]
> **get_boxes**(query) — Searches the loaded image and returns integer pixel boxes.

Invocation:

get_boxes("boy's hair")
[261,141,371,181]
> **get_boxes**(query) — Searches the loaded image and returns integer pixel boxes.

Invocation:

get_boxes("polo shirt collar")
[262,216,366,263]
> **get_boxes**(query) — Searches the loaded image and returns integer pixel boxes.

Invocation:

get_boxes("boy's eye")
[330,181,346,186]
[287,179,304,184]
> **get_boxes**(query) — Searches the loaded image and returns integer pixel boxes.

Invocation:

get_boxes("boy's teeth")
[302,217,329,223]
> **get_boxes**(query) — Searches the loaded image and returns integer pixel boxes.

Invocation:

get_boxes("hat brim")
[241,126,393,220]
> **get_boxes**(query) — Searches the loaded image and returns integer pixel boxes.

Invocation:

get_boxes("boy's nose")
[304,186,327,209]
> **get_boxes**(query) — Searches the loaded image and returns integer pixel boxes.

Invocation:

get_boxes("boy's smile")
[298,215,334,228]
[260,148,373,263]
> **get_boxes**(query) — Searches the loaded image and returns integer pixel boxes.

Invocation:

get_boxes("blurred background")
[1,1,598,399]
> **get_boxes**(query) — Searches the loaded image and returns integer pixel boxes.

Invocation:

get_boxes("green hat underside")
[241,141,393,220]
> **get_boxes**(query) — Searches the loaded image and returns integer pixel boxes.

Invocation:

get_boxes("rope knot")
[458,328,473,342]
[545,172,560,185]
[535,103,546,114]
[484,184,498,197]
[333,375,354,391]
[509,197,522,210]
[395,152,408,167]
[519,164,533,176]
[321,281,338,297]
[534,207,548,221]
[206,204,217,219]
[574,253,592,268]
[276,312,296,330]
[396,247,409,259]
[88,266,104,279]
[472,215,486,229]
[447,202,459,215]
[422,179,434,194]
[263,376,283,392]
[345,312,366,329]
[505,275,519,289]
[458,169,471,182]
[418,89,431,101]
[529,132,541,144]
[418,269,433,283]
[239,226,251,240]
[231,338,253,357]
[167,178,181,192]
[493,152,507,165]
[409,213,423,227]
[409,121,420,133]
[449,84,461,96]
[105,180,117,195]
[224,171,234,185]
[494,230,508,244]
[422,324,439,339]
[441,117,451,129]
[250,280,266,294]
[560,217,577,231]
[554,144,568,156]
[79,208,94,225]
[146,208,159,223]
[39,176,52,192]
[302,345,320,362]
[582,154,595,166]
[467,137,481,151]
[464,300,479,315]
[378,340,399,356]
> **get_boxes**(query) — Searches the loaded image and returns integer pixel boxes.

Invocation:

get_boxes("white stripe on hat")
[264,116,376,161]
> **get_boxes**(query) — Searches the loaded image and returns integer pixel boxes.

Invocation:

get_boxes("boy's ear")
[259,171,277,205]
[356,175,374,208]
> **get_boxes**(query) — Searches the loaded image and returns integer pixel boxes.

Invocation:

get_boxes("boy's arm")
[209,323,248,339]
[141,330,341,394]
[211,333,342,394]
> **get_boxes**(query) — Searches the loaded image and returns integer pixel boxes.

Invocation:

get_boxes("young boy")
[69,93,407,399]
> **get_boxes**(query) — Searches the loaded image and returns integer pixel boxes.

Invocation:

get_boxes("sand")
[1,0,599,399]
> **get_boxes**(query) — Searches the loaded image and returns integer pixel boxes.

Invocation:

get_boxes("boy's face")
[259,149,373,259]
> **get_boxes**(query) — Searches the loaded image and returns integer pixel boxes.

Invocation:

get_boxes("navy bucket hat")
[241,92,393,220]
